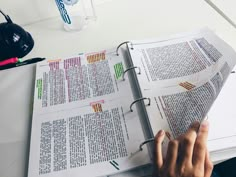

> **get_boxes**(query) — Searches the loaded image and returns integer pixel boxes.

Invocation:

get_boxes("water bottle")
[55,0,97,31]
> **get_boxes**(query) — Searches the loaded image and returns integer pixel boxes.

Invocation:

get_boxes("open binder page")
[33,50,131,115]
[28,50,150,177]
[207,70,236,162]
[127,29,236,152]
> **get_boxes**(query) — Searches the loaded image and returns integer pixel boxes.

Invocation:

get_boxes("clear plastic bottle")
[55,0,97,31]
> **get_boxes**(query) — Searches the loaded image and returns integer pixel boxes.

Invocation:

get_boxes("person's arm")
[155,121,213,177]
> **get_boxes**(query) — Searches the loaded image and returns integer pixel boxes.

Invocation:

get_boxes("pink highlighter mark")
[90,100,105,106]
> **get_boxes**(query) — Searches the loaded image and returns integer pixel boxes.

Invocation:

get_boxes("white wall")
[0,0,111,25]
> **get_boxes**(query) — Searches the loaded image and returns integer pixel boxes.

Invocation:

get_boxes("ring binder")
[116,41,133,56]
[130,97,151,112]
[122,66,141,81]
[139,138,155,151]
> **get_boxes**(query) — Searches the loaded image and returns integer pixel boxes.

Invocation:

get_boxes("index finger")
[155,130,165,169]
[193,120,209,166]
[178,121,199,166]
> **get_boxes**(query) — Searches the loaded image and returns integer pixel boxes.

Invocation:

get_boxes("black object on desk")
[0,10,34,61]
[0,57,45,70]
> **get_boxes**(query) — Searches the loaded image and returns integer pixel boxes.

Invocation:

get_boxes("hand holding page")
[127,29,236,162]
[128,29,236,138]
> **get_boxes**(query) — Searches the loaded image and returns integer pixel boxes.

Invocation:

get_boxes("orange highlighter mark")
[47,59,62,63]
[179,82,196,91]
[87,51,106,64]
[90,100,104,113]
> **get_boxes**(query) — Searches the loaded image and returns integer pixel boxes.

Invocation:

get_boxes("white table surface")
[1,0,236,177]
[205,0,236,28]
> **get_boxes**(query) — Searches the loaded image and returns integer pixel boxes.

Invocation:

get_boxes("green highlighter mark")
[114,62,124,79]
[36,79,42,99]
[109,160,120,170]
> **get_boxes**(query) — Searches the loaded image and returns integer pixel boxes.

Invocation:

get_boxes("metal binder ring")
[122,66,141,81]
[116,41,132,56]
[130,97,151,112]
[139,138,155,151]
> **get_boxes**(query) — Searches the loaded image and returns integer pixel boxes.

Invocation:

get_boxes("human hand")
[155,121,213,177]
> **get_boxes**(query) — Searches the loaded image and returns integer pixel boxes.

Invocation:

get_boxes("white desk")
[205,0,236,29]
[1,0,236,177]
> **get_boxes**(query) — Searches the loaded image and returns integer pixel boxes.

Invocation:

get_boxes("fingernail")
[190,121,200,130]
[157,130,165,136]
[191,121,200,127]
[201,120,209,128]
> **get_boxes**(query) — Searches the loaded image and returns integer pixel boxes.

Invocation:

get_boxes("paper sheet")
[28,50,150,177]
[128,29,236,160]
[207,70,236,154]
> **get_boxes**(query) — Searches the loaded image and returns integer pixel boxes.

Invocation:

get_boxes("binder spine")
[122,66,141,81]
[116,41,133,56]
[130,97,151,112]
